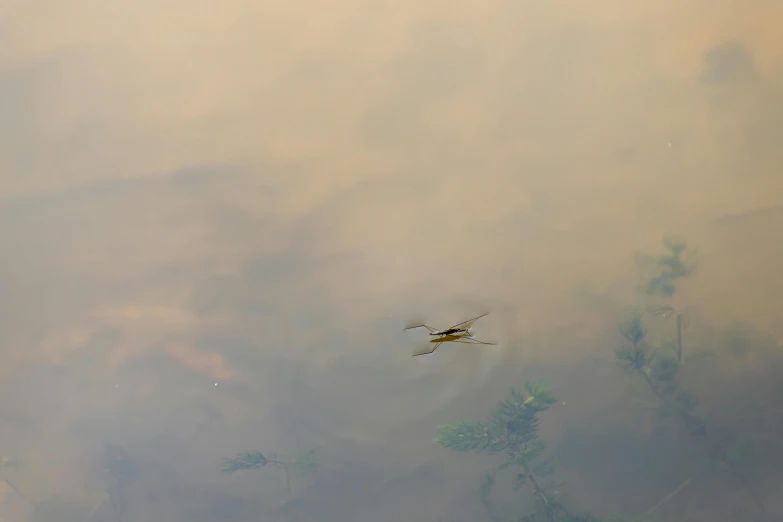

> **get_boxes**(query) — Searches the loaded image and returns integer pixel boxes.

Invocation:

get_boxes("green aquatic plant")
[614,312,768,517]
[222,448,318,501]
[643,237,694,298]
[639,237,698,365]
[436,382,632,522]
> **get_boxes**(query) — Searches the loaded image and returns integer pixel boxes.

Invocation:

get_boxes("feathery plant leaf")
[436,382,555,466]
[436,422,494,452]
[525,381,558,409]
[618,311,647,345]
[645,237,694,297]
[615,344,655,372]
[222,451,268,473]
[615,311,655,372]
[651,356,680,382]
[437,381,634,522]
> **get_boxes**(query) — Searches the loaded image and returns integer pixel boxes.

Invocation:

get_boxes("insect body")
[404,312,496,357]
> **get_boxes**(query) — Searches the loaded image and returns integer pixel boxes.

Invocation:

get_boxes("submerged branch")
[636,475,695,519]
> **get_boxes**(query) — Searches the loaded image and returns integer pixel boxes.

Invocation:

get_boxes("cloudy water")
[0,1,782,521]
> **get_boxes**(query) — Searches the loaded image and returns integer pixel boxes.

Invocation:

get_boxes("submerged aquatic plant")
[643,237,694,298]
[614,312,768,518]
[641,237,698,364]
[639,238,720,375]
[616,312,700,429]
[436,382,634,522]
[222,448,318,501]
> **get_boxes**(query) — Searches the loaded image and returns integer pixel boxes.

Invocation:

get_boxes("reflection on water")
[1,1,783,521]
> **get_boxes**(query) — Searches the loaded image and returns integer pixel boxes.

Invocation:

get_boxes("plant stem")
[267,459,294,501]
[504,420,556,522]
[638,368,688,422]
[519,460,558,522]
[634,349,767,517]
[283,464,292,501]
[84,494,107,522]
[520,461,548,505]
[2,478,31,503]
[675,313,683,363]
[637,475,695,518]
[717,447,767,518]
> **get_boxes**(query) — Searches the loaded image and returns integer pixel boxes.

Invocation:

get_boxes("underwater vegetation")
[430,238,778,522]
[435,381,638,522]
[222,448,319,502]
[616,239,773,521]
[220,449,320,520]
[641,237,694,301]
[614,310,770,521]
[5,236,780,522]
